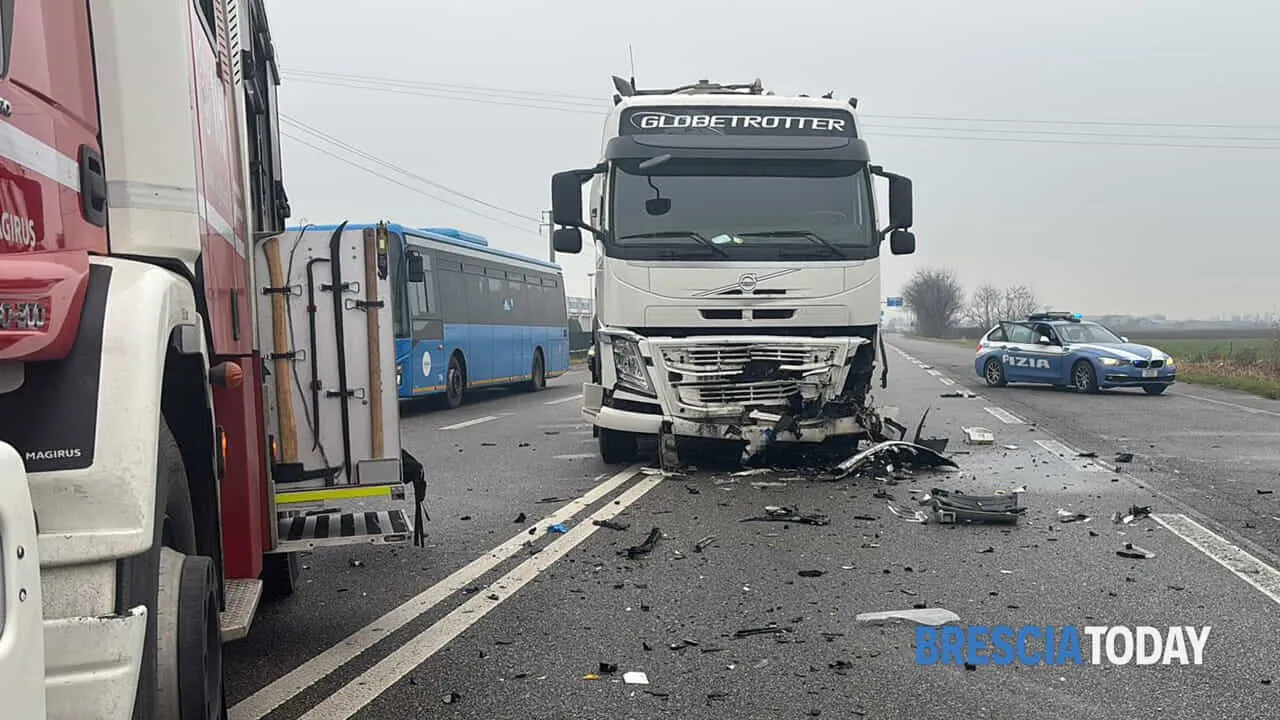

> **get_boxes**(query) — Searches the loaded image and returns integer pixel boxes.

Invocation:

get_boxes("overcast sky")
[264,0,1279,320]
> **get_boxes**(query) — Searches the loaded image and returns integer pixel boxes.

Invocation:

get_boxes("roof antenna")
[628,44,638,91]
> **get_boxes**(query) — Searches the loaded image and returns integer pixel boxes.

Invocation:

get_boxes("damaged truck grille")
[656,341,855,417]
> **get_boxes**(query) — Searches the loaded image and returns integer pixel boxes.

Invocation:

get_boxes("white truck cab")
[551,77,917,465]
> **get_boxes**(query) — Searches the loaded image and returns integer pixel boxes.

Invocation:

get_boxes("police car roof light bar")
[1027,311,1082,322]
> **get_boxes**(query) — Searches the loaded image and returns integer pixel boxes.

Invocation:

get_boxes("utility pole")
[540,210,555,263]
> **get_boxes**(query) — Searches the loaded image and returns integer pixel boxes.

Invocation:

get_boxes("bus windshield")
[608,157,877,261]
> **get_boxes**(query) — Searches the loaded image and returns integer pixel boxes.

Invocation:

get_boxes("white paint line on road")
[1154,513,1280,606]
[927,369,942,377]
[438,415,499,431]
[938,377,956,386]
[1034,439,1105,472]
[554,453,596,460]
[1173,391,1280,419]
[984,406,1025,425]
[228,464,647,720]
[544,393,584,406]
[300,472,668,720]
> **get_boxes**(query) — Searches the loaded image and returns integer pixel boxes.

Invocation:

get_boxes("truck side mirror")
[888,175,913,229]
[551,171,585,227]
[889,229,915,255]
[553,227,583,253]
[406,252,425,283]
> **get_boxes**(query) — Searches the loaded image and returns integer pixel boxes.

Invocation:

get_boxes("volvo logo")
[737,274,758,292]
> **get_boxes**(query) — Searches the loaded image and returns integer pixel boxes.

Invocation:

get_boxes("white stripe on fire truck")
[0,119,81,191]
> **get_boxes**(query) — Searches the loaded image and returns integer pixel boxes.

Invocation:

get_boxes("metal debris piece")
[929,488,1025,524]
[1116,542,1155,560]
[1112,505,1152,524]
[742,506,830,526]
[855,607,960,626]
[798,569,825,578]
[732,468,772,477]
[751,481,789,489]
[694,535,717,552]
[962,427,995,445]
[733,625,789,639]
[593,519,629,531]
[887,502,929,523]
[1115,452,1134,463]
[685,484,701,494]
[1056,509,1090,523]
[1077,451,1098,458]
[835,440,958,478]
[622,527,662,559]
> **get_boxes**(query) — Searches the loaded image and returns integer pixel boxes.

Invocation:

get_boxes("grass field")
[1133,336,1280,399]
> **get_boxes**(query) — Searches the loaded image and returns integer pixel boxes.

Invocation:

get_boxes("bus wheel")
[526,349,546,392]
[445,354,465,409]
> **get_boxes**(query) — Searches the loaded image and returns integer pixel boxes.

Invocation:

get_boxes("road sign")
[886,297,904,307]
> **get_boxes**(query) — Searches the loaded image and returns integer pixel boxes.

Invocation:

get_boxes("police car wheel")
[983,358,1006,387]
[1071,360,1099,393]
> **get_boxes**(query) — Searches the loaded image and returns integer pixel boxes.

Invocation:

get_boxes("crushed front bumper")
[585,333,895,445]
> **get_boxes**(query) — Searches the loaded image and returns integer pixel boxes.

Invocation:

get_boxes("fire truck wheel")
[525,349,546,392]
[262,551,300,599]
[156,548,224,719]
[598,427,638,464]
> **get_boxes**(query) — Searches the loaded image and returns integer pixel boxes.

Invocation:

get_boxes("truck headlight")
[611,337,654,394]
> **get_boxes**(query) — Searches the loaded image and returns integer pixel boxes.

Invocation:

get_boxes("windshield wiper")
[738,230,847,259]
[615,231,729,258]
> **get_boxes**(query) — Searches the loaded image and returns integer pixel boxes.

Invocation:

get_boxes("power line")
[860,122,1280,145]
[281,74,604,116]
[872,130,1280,151]
[282,67,1280,133]
[279,113,545,224]
[278,128,541,234]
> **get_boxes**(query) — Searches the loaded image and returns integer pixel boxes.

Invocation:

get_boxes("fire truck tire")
[524,349,546,392]
[598,427,638,464]
[262,551,300,599]
[156,548,225,719]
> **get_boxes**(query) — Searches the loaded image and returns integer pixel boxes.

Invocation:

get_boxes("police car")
[974,312,1176,395]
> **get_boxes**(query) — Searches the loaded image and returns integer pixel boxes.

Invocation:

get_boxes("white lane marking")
[927,369,942,377]
[1034,439,1105,471]
[228,464,646,720]
[984,406,1025,424]
[1173,391,1280,419]
[439,415,499,431]
[300,472,668,719]
[938,377,956,386]
[1154,513,1280,606]
[554,453,596,460]
[544,393,584,406]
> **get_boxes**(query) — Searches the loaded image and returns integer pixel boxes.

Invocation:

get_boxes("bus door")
[406,248,444,393]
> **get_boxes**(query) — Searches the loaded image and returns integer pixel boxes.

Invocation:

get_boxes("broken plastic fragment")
[1056,509,1090,523]
[623,671,649,685]
[1116,542,1155,559]
[886,502,929,523]
[547,523,568,534]
[962,427,995,445]
[855,607,960,626]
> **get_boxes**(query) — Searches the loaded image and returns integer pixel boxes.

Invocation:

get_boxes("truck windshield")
[608,158,877,261]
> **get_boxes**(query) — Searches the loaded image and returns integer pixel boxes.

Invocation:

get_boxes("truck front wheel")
[598,427,638,464]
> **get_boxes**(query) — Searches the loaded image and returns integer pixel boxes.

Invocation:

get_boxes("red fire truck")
[0,2,424,718]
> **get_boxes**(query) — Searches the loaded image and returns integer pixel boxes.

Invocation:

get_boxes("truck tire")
[261,551,300,599]
[598,427,638,464]
[119,420,224,720]
[156,549,224,719]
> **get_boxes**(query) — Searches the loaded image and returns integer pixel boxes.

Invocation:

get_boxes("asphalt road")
[224,360,1280,720]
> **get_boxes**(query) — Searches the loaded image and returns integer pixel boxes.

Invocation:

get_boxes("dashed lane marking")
[1154,513,1280,606]
[554,453,596,460]
[439,415,499,431]
[1034,439,1105,472]
[927,369,942,377]
[1172,391,1280,419]
[298,471,668,719]
[544,393,584,406]
[228,464,647,720]
[984,406,1025,424]
[938,377,956,386]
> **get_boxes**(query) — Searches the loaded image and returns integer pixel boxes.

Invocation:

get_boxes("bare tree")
[902,267,966,338]
[965,284,1003,329]
[1000,285,1040,321]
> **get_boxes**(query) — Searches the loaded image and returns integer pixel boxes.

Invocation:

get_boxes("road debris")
[1056,509,1091,523]
[798,569,825,578]
[685,484,701,494]
[1112,505,1152,524]
[547,523,568,534]
[733,625,790,639]
[751,481,790,489]
[1077,451,1098,458]
[924,488,1026,524]
[1117,542,1155,560]
[513,512,527,523]
[1258,489,1275,495]
[855,607,960,626]
[592,519,629,531]
[886,503,930,523]
[1115,452,1134,463]
[834,439,958,479]
[622,527,662,559]
[441,692,461,704]
[623,671,650,685]
[742,506,831,526]
[962,427,995,445]
[598,662,618,675]
[694,535,717,552]
[939,390,978,398]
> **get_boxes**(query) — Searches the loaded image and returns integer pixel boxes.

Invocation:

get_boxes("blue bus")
[295,222,571,408]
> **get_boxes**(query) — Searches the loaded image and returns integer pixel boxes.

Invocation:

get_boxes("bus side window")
[407,249,434,317]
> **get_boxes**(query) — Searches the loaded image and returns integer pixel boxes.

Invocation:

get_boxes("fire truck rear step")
[219,579,264,642]
[272,509,414,553]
